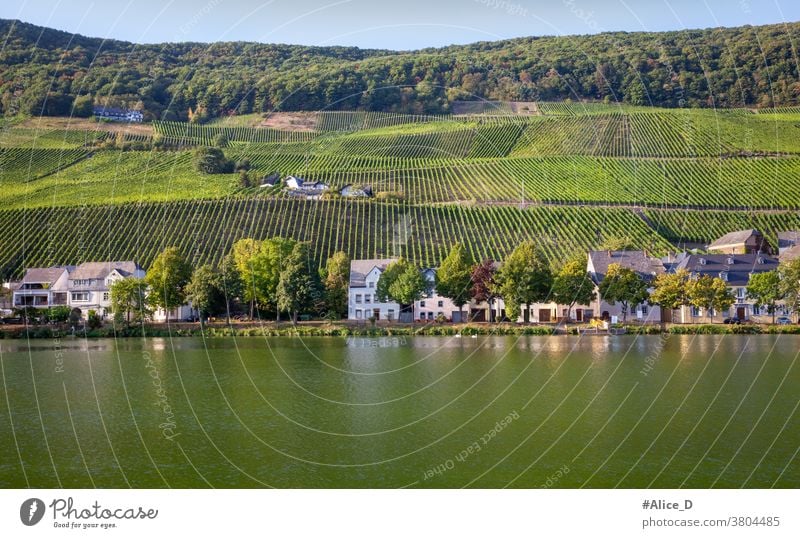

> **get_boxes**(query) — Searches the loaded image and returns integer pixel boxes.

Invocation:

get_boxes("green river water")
[0,334,797,488]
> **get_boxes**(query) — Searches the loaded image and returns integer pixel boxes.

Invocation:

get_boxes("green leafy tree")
[73,94,94,117]
[495,241,553,322]
[110,277,149,325]
[598,264,649,322]
[322,251,350,319]
[687,275,735,323]
[231,238,262,317]
[252,237,297,320]
[650,269,691,323]
[218,253,243,322]
[377,258,426,321]
[276,243,320,323]
[186,264,226,325]
[747,270,782,323]
[551,256,596,323]
[193,146,233,174]
[779,258,800,318]
[435,243,474,322]
[146,247,192,322]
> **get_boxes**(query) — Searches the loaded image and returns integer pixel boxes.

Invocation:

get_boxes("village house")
[347,259,459,322]
[93,106,144,122]
[348,258,402,321]
[587,250,666,323]
[285,175,329,192]
[68,261,145,318]
[259,172,281,188]
[340,184,373,198]
[12,266,72,309]
[671,252,782,323]
[707,229,769,255]
[777,231,800,263]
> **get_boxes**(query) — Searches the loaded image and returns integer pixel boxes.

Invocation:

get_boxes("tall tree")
[551,256,596,323]
[778,258,800,319]
[322,251,350,319]
[110,277,149,325]
[377,258,426,322]
[146,247,192,322]
[747,270,782,323]
[185,264,226,326]
[276,243,320,323]
[231,238,262,317]
[598,264,649,323]
[435,243,474,322]
[650,269,691,323]
[495,241,553,322]
[253,237,296,320]
[687,275,735,323]
[218,253,243,322]
[470,258,498,322]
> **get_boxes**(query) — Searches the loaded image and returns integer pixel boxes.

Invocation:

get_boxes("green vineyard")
[2,105,800,275]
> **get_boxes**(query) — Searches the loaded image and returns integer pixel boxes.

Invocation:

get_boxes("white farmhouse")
[68,261,145,318]
[348,258,400,321]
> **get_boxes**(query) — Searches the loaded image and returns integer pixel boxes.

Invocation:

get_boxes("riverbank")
[2,321,800,338]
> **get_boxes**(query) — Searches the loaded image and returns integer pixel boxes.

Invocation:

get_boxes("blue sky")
[1,0,798,49]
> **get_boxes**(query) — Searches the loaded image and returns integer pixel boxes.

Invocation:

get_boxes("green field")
[1,106,799,275]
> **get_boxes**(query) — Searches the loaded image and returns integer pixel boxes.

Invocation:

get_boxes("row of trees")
[110,241,353,325]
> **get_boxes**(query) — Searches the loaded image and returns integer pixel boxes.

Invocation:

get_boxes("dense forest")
[1,18,799,120]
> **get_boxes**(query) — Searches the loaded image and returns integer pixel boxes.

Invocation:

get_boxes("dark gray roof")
[349,258,397,287]
[21,266,71,285]
[588,250,665,283]
[673,253,778,286]
[777,231,800,250]
[70,261,142,280]
[708,229,761,249]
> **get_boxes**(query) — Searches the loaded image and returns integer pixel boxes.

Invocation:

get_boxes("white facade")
[68,262,146,318]
[348,265,401,321]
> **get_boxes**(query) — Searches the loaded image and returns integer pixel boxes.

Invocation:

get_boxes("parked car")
[723,317,742,325]
[776,316,793,325]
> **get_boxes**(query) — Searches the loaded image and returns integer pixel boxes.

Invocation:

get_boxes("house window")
[427,312,433,320]
[640,305,648,315]
[103,292,109,302]
[736,288,746,299]
[355,294,362,304]
[368,282,375,288]
[71,292,89,302]
[420,301,426,308]
[365,294,371,304]
[420,312,426,320]
[691,306,700,317]
[388,309,395,321]
[438,300,444,307]
[356,310,363,319]
[752,305,761,316]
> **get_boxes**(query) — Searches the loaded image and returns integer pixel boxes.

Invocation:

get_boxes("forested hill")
[1,18,799,120]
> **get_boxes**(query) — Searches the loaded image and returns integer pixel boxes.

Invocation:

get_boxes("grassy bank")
[2,322,800,339]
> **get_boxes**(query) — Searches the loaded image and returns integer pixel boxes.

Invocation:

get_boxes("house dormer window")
[719,271,728,281]
[757,256,765,264]
[727,257,735,265]
[699,258,706,265]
